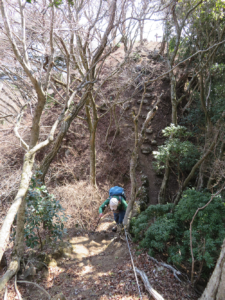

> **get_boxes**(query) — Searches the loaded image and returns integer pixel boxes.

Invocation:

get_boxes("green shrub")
[131,189,225,275]
[24,174,68,248]
[153,124,200,174]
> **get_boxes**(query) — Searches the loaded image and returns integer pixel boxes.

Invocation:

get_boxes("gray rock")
[146,128,153,134]
[24,265,36,279]
[151,140,157,145]
[52,293,67,300]
[135,65,142,72]
[143,137,150,143]
[141,145,152,154]
[145,93,154,98]
[123,102,131,110]
[146,86,154,92]
[148,50,160,60]
[137,99,148,105]
[141,175,149,188]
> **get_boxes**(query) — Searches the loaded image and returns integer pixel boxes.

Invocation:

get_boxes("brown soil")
[1,214,199,300]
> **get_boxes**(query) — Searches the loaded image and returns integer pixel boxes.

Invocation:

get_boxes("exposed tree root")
[17,280,51,299]
[148,255,182,282]
[0,257,20,291]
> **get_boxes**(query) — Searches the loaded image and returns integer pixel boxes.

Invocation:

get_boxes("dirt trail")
[1,213,199,300]
[13,214,149,300]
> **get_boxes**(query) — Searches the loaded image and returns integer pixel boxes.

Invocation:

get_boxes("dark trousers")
[113,210,126,224]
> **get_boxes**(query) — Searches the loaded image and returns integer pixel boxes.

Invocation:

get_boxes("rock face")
[141,145,152,154]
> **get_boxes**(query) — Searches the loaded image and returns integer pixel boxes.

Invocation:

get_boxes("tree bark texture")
[123,143,138,229]
[0,152,35,291]
[199,239,225,300]
[89,123,98,186]
[158,160,170,204]
[170,71,177,126]
[124,97,161,228]
[0,153,34,263]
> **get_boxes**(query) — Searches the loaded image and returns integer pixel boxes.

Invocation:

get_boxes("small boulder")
[146,86,154,92]
[134,65,142,72]
[151,140,157,145]
[137,99,148,104]
[24,265,36,279]
[145,93,154,98]
[143,137,150,143]
[141,145,152,154]
[52,293,67,300]
[123,102,131,110]
[146,128,153,134]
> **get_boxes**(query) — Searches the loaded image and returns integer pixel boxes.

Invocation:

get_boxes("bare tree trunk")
[124,96,161,229]
[139,20,144,45]
[159,33,166,55]
[0,152,34,290]
[90,127,97,186]
[207,142,225,189]
[123,122,138,229]
[170,71,178,126]
[158,160,169,204]
[199,239,225,300]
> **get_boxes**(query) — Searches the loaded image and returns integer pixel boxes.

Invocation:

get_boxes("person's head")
[109,197,119,211]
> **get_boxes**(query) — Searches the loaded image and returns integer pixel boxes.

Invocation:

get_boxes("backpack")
[109,186,126,200]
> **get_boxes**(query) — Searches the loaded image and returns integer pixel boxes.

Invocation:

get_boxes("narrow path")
[3,214,198,300]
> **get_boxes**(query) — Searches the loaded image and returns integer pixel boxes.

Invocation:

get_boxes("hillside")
[0,41,201,300]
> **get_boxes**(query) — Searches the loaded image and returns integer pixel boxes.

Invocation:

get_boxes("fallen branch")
[148,255,182,282]
[4,286,7,300]
[17,281,51,299]
[135,267,165,300]
[15,275,23,300]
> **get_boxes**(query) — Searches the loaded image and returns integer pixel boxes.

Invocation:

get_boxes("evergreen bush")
[153,124,200,174]
[131,189,225,276]
[24,174,68,248]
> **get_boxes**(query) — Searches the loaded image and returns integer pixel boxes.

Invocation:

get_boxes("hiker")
[99,186,127,232]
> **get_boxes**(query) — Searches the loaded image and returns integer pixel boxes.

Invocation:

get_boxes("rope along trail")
[124,228,143,300]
